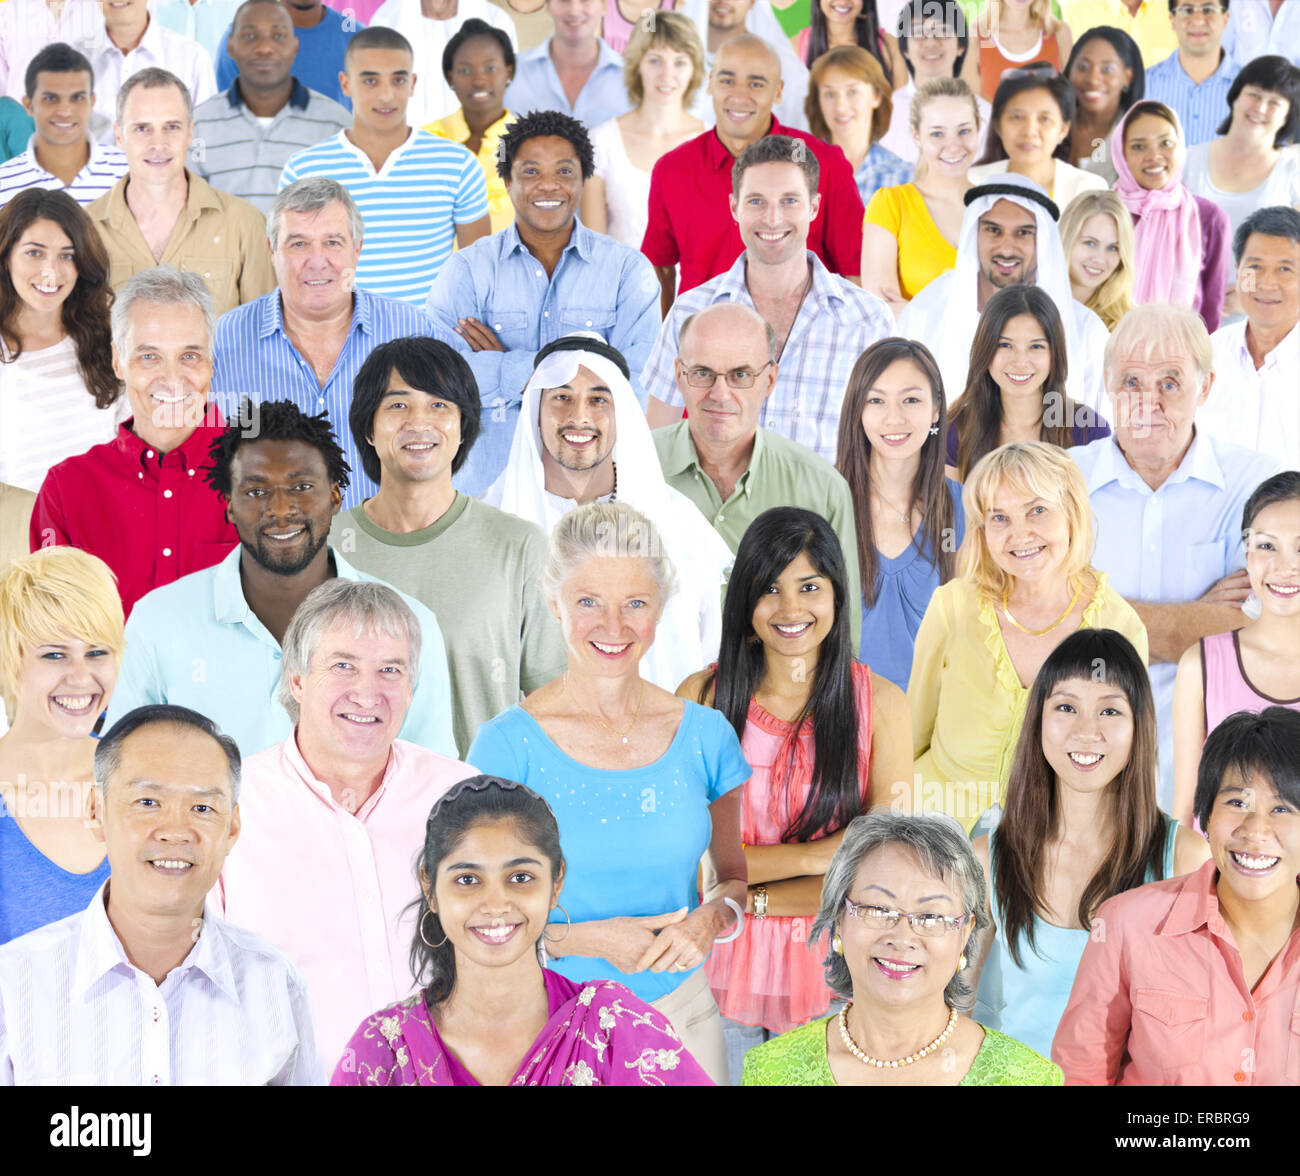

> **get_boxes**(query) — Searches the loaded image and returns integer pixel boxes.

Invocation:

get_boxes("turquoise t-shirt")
[467,701,750,1003]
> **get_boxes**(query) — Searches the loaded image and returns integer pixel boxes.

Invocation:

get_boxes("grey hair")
[110,265,215,355]
[540,501,677,608]
[1103,301,1213,385]
[116,66,193,127]
[678,303,777,365]
[268,177,365,251]
[95,704,241,806]
[277,579,422,723]
[813,810,991,1008]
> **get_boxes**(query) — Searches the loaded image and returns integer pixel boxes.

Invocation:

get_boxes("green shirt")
[741,1015,1064,1086]
[329,495,567,757]
[653,421,862,647]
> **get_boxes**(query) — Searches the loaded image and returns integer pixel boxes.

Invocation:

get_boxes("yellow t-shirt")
[1059,0,1180,68]
[864,183,958,301]
[425,109,517,234]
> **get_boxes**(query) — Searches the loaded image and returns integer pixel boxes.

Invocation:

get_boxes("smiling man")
[218,579,477,1065]
[504,0,626,126]
[104,398,457,761]
[0,704,321,1085]
[1144,0,1239,145]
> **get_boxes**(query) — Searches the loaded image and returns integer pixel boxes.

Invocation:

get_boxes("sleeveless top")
[1201,629,1300,736]
[976,811,1178,1060]
[0,806,109,944]
[589,117,653,250]
[978,31,1063,102]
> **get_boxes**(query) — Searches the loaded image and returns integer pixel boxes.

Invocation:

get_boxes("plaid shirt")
[641,251,893,463]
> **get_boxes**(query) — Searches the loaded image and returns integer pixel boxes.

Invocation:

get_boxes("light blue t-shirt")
[467,701,750,1003]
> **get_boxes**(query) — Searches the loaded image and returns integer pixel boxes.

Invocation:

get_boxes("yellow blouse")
[425,109,517,234]
[863,183,957,301]
[907,572,1149,832]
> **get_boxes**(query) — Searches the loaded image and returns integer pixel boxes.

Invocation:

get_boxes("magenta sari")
[331,970,714,1086]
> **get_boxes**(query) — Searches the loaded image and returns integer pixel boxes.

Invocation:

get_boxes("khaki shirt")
[87,168,274,316]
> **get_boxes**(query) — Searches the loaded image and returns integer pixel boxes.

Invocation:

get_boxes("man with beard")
[104,399,456,759]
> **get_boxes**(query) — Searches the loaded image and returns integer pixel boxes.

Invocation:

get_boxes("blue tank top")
[0,802,108,944]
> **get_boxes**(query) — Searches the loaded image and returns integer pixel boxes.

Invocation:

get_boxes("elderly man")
[105,399,457,760]
[0,705,320,1085]
[87,68,273,315]
[1070,302,1282,809]
[897,174,1110,413]
[218,580,476,1065]
[644,135,891,464]
[1201,205,1300,469]
[1145,0,1239,146]
[30,267,237,619]
[213,177,441,510]
[504,0,625,126]
[653,301,862,644]
[424,110,659,497]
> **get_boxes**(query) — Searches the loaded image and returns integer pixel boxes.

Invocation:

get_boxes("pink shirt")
[216,734,477,1069]
[1052,860,1300,1086]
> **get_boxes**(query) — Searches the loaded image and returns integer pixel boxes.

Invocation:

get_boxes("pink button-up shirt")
[1053,860,1300,1086]
[216,734,477,1069]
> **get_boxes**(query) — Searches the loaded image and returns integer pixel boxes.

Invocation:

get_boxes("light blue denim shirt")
[425,217,661,496]
[504,37,630,127]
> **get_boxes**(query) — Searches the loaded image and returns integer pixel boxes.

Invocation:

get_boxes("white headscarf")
[483,339,731,692]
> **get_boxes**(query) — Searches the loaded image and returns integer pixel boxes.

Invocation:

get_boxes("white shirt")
[0,884,321,1085]
[1203,318,1300,470]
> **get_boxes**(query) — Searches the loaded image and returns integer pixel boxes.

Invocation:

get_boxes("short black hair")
[1064,26,1146,119]
[24,42,94,99]
[95,704,242,802]
[896,0,968,80]
[1168,0,1228,10]
[1194,706,1300,833]
[442,17,515,81]
[204,398,351,500]
[495,109,594,182]
[1242,470,1300,536]
[1232,204,1300,265]
[1216,54,1300,147]
[344,25,414,67]
[350,337,483,483]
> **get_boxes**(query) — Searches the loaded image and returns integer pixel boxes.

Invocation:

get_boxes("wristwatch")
[752,885,769,919]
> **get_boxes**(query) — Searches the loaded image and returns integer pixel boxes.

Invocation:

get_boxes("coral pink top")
[1201,629,1300,735]
[706,662,874,1034]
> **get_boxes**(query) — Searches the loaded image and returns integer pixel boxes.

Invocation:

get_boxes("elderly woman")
[1054,707,1300,1085]
[741,810,1061,1084]
[908,441,1148,833]
[467,501,749,1084]
[0,548,124,943]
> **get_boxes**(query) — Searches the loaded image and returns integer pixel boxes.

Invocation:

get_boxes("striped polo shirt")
[0,137,128,207]
[278,128,489,305]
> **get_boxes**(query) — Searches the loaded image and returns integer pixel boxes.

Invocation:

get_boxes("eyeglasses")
[680,360,773,389]
[1002,62,1059,82]
[906,21,955,41]
[1172,4,1223,17]
[843,896,972,937]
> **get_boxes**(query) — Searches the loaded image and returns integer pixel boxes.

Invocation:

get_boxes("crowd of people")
[0,0,1297,1088]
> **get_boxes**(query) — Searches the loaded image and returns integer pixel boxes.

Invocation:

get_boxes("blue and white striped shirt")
[211,286,449,509]
[279,129,490,305]
[0,136,127,207]
[1144,50,1240,147]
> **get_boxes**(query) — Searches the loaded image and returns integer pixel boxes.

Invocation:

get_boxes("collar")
[95,167,221,229]
[213,544,361,626]
[533,35,623,74]
[430,107,513,143]
[228,77,311,112]
[1244,319,1299,369]
[111,415,225,471]
[21,134,108,178]
[1089,426,1228,494]
[261,286,370,341]
[704,114,786,172]
[500,218,589,263]
[720,249,847,318]
[1159,860,1227,938]
[279,730,397,819]
[658,419,766,480]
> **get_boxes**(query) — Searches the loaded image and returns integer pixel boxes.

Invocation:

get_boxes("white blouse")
[1183,143,1300,238]
[589,117,653,250]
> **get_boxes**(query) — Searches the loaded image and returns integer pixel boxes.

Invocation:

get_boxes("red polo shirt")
[641,117,865,295]
[30,418,238,619]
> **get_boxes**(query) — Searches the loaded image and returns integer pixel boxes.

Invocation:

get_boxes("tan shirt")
[0,481,34,570]
[86,169,274,316]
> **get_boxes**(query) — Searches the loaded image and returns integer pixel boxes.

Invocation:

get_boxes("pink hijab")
[1110,104,1203,310]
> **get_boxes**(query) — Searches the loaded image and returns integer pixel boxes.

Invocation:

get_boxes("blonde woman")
[580,10,706,249]
[1060,190,1136,331]
[908,441,1147,833]
[0,547,124,944]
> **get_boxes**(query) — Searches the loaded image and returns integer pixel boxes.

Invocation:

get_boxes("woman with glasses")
[741,809,1062,1084]
[1063,26,1145,183]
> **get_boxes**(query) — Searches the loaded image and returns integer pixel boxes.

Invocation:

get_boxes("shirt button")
[1242,1010,1255,1022]
[162,547,172,557]
[494,323,502,330]
[1234,1071,1246,1082]
[585,320,592,327]
[138,472,144,480]
[544,311,549,317]
[204,272,211,279]
[187,469,195,477]
[163,489,173,499]
[146,449,154,458]
[535,269,543,277]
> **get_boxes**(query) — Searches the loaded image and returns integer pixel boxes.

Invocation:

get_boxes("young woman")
[795,0,905,90]
[601,0,674,55]
[977,0,1073,102]
[332,775,714,1085]
[836,337,962,692]
[678,507,912,1079]
[1172,472,1300,829]
[0,188,120,493]
[947,285,1110,481]
[1063,25,1144,182]
[1059,189,1136,331]
[970,628,1210,1059]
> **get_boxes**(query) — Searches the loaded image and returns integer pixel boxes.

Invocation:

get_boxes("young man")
[504,0,626,127]
[279,26,491,305]
[0,43,127,206]
[217,0,361,108]
[1145,0,1240,145]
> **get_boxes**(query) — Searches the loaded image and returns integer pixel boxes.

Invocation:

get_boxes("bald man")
[652,301,862,646]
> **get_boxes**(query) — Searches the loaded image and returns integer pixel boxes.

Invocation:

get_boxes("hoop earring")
[543,904,571,943]
[419,909,448,949]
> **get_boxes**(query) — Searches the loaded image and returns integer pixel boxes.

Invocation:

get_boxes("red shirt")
[641,118,865,295]
[30,419,238,619]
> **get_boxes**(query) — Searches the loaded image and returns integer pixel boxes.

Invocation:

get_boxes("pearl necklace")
[837,1004,958,1069]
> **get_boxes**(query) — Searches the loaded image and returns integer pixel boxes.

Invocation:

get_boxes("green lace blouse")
[740,1016,1064,1086]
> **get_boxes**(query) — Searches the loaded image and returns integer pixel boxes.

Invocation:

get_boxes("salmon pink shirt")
[1052,861,1300,1086]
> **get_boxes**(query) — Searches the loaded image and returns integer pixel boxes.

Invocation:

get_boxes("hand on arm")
[1126,575,1248,664]
[454,317,506,352]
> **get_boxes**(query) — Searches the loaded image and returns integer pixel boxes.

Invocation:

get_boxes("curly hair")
[0,189,119,409]
[495,109,594,182]
[204,398,351,500]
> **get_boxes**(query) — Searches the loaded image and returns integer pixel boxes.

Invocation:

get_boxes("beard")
[241,521,330,576]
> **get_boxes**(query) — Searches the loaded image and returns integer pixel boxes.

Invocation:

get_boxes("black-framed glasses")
[680,360,773,389]
[843,896,972,937]
[1002,62,1060,82]
[1172,4,1224,17]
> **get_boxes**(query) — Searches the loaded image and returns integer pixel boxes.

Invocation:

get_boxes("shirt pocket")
[483,309,530,347]
[1182,539,1226,595]
[559,308,616,337]
[187,258,236,313]
[1131,987,1208,1073]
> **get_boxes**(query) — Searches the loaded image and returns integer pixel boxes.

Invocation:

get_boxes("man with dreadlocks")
[104,398,457,760]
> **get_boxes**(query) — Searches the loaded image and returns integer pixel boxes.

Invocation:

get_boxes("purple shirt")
[1132,194,1231,334]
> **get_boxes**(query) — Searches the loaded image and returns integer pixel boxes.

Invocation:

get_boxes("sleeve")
[640,310,685,408]
[236,202,276,304]
[278,151,303,191]
[907,585,952,762]
[817,145,866,277]
[466,715,527,782]
[102,606,168,730]
[1198,198,1231,335]
[826,474,863,650]
[272,965,325,1086]
[330,1013,410,1086]
[639,156,680,268]
[1110,594,1150,666]
[517,530,567,694]
[602,985,716,1086]
[215,27,237,90]
[610,252,663,410]
[401,602,458,758]
[190,47,218,107]
[29,470,71,551]
[452,152,490,224]
[705,709,751,803]
[863,185,901,234]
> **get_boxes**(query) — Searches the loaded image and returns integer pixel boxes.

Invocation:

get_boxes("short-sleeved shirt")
[216,4,360,108]
[467,701,750,1003]
[0,137,127,207]
[279,128,490,305]
[426,108,516,233]
[864,183,956,301]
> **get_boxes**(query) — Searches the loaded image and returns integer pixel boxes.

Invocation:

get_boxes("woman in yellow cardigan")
[908,441,1147,832]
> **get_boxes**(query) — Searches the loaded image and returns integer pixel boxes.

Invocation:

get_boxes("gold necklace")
[1001,583,1082,637]
[838,1004,958,1070]
[563,673,644,744]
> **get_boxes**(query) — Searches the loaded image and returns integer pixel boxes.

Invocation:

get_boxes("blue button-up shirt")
[1144,50,1240,147]
[1070,430,1281,809]
[104,545,458,761]
[212,287,446,510]
[425,217,660,496]
[504,37,630,128]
